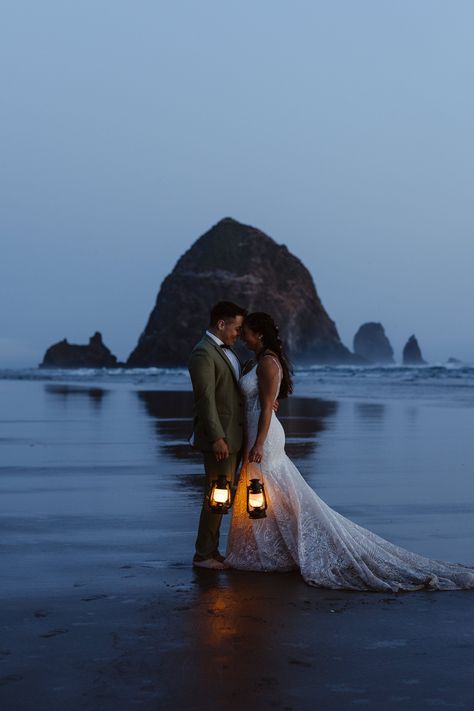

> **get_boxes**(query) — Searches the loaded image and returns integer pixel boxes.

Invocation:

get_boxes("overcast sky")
[1,1,473,367]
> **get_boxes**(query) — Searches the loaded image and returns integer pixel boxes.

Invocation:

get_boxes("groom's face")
[217,316,244,346]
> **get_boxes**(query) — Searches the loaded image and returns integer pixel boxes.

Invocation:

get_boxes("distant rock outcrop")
[402,335,427,365]
[353,322,394,364]
[127,217,361,366]
[40,332,121,369]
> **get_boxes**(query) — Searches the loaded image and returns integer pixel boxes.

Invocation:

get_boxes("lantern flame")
[248,491,265,508]
[209,475,232,513]
[213,487,230,504]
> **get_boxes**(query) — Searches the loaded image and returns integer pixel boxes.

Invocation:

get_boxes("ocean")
[2,361,474,398]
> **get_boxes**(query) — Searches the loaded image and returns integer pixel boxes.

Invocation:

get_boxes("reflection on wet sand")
[136,390,199,463]
[151,569,346,710]
[136,390,338,463]
[278,397,338,458]
[355,402,386,421]
[136,390,193,419]
[44,383,108,406]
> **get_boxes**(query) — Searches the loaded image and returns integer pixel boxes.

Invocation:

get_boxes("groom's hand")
[212,438,230,462]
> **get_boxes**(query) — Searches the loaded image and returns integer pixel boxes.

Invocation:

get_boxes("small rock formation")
[127,217,361,366]
[40,332,121,369]
[353,322,394,364]
[402,335,427,365]
[447,357,461,365]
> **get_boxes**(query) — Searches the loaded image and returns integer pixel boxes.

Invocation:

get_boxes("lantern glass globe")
[248,491,264,508]
[213,487,230,504]
[209,475,232,513]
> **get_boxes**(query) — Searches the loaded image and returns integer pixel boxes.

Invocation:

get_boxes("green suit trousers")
[194,451,242,559]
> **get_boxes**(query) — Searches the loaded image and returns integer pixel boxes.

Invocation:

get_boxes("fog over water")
[1,1,474,367]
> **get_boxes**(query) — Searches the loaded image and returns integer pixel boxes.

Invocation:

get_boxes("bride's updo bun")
[244,312,293,399]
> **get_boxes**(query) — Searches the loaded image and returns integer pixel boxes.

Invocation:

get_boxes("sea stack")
[127,217,360,366]
[402,335,427,365]
[353,322,394,364]
[40,332,120,369]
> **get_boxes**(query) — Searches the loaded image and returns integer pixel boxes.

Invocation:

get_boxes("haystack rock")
[127,217,360,366]
[40,331,121,369]
[402,335,427,365]
[353,322,394,364]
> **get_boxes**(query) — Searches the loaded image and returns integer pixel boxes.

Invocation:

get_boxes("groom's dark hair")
[209,301,247,325]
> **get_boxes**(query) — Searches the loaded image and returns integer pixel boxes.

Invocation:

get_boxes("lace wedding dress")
[224,359,474,591]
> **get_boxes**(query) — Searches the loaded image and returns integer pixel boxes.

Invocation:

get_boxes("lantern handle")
[244,458,264,487]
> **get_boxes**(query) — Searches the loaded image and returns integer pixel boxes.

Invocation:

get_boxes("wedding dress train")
[224,361,474,591]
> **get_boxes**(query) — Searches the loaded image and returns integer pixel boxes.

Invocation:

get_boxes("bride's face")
[241,324,262,352]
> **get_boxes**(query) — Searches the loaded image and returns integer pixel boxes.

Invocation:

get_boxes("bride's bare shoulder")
[257,351,281,375]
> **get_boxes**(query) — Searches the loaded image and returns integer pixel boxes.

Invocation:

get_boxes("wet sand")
[1,378,474,709]
[2,564,474,710]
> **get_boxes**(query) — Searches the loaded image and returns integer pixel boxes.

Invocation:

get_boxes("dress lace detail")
[225,364,474,591]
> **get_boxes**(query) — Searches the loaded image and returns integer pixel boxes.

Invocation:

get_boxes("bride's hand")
[248,442,264,464]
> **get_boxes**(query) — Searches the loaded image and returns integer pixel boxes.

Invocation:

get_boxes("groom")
[188,301,247,570]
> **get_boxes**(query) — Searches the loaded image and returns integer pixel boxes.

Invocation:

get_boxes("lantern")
[246,478,268,519]
[209,475,232,514]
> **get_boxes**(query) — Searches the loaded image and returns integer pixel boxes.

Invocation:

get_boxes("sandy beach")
[2,564,474,710]
[1,373,474,709]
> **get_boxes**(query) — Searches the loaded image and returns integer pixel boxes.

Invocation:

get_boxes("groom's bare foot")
[193,557,227,570]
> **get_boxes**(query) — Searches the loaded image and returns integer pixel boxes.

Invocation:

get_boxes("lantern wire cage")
[209,474,232,514]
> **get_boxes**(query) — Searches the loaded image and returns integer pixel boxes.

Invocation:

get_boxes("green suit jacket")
[188,335,244,453]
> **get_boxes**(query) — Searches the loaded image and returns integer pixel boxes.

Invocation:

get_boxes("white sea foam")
[1,363,474,406]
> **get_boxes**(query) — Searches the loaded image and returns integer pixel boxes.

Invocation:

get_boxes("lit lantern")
[246,478,268,519]
[209,475,232,514]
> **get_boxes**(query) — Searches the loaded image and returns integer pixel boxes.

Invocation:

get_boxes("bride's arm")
[248,356,280,464]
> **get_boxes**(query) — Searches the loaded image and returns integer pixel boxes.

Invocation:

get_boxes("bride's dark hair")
[244,312,293,399]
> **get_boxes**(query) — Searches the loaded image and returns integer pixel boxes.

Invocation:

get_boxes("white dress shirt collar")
[205,330,240,379]
[205,330,225,347]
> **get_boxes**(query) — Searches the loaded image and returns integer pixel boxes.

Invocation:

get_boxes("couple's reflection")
[137,390,337,457]
[136,390,199,462]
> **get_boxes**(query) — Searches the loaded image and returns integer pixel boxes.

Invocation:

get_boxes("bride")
[224,312,474,591]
